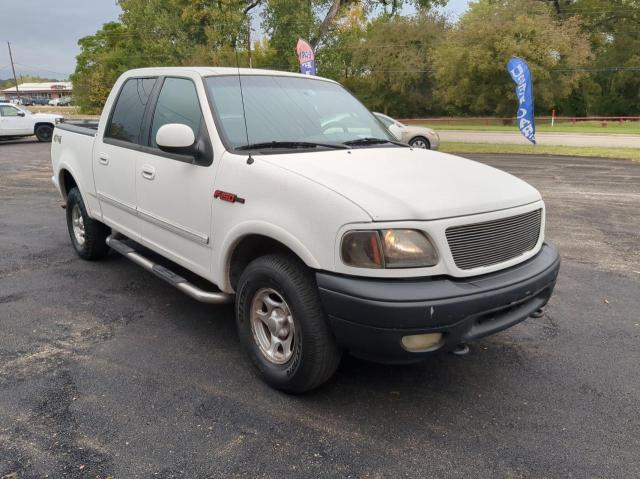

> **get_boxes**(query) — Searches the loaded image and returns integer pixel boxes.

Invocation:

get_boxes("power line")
[13,63,70,77]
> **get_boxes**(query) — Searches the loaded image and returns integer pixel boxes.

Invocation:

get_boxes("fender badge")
[214,190,245,204]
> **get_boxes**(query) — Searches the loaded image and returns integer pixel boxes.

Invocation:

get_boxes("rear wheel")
[409,136,430,149]
[66,187,110,260]
[35,124,54,142]
[235,254,341,393]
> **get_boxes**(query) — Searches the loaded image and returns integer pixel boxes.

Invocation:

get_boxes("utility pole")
[247,26,252,69]
[7,42,21,103]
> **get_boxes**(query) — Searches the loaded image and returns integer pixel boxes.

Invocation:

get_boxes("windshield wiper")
[342,137,406,147]
[237,141,347,151]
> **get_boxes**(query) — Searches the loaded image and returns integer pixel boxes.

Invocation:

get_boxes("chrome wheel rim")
[250,288,295,365]
[410,138,428,149]
[71,204,86,246]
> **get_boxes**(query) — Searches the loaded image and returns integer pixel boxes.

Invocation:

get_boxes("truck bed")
[56,120,99,136]
[51,121,98,215]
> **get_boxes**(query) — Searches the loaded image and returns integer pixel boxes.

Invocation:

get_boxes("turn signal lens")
[341,230,383,268]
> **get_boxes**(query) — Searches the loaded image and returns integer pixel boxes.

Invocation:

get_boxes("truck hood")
[261,147,541,221]
[32,113,63,121]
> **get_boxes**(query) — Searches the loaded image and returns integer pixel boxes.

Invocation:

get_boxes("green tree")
[71,22,133,113]
[340,13,447,115]
[0,75,61,91]
[261,0,447,72]
[72,0,260,112]
[563,0,640,115]
[432,0,592,116]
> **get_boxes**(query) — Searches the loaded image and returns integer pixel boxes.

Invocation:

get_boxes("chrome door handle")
[98,154,109,166]
[141,165,156,180]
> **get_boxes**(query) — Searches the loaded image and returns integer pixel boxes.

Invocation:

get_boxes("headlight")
[341,229,438,269]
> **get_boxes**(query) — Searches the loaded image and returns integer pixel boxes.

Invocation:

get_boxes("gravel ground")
[1,139,639,478]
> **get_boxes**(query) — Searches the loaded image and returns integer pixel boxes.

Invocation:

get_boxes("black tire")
[235,254,341,393]
[35,124,54,142]
[409,136,430,149]
[66,187,110,260]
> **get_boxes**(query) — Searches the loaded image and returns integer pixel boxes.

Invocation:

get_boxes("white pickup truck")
[51,67,560,392]
[0,102,63,142]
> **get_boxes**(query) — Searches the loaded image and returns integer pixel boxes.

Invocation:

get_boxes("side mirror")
[156,123,197,156]
[17,111,25,117]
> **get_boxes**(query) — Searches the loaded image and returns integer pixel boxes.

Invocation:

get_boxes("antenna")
[233,40,253,164]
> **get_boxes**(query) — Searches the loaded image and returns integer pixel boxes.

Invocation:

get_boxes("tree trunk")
[310,0,344,48]
[391,0,400,16]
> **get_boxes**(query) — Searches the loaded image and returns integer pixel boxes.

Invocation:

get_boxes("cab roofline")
[122,66,337,83]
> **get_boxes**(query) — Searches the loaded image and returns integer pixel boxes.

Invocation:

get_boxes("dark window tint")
[106,77,156,143]
[150,78,202,147]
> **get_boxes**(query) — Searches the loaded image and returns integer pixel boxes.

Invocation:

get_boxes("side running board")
[106,235,234,305]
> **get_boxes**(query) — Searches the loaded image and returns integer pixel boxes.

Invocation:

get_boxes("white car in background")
[374,112,440,150]
[0,102,63,142]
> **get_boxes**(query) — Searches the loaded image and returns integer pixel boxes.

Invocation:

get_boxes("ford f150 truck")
[51,67,560,392]
[1,102,63,142]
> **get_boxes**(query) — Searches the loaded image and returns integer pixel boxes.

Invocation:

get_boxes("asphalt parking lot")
[1,139,639,478]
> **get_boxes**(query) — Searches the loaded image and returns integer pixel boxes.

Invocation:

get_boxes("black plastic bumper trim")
[316,243,560,363]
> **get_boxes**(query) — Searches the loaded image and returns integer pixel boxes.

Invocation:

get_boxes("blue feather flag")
[507,57,536,144]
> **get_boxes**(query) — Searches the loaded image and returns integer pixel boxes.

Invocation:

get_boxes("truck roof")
[122,67,337,83]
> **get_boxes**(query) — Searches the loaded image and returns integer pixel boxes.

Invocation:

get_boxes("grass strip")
[440,142,640,161]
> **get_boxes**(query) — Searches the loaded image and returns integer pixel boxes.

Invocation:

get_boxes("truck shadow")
[0,138,40,145]
[101,251,533,410]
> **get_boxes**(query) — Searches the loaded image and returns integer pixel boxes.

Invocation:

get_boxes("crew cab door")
[93,77,157,239]
[134,76,215,278]
[0,105,32,135]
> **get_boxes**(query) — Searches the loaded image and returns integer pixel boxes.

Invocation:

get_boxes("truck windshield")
[205,75,393,151]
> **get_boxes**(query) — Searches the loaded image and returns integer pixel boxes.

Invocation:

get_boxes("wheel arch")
[58,168,78,201]
[221,226,321,292]
[33,121,54,133]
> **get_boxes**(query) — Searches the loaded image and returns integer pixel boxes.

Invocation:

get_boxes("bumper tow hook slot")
[530,307,545,318]
[451,343,470,356]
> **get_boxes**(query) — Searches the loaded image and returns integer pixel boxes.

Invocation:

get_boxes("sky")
[0,0,470,81]
[0,0,121,80]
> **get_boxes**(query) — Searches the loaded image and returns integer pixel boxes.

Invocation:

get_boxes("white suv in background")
[0,102,63,142]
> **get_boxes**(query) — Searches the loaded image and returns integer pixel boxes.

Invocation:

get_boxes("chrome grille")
[446,209,542,270]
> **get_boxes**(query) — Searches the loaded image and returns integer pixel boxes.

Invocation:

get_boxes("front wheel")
[35,124,54,142]
[66,187,111,260]
[409,136,430,149]
[235,254,341,393]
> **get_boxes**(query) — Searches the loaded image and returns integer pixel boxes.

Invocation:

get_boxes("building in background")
[1,82,72,103]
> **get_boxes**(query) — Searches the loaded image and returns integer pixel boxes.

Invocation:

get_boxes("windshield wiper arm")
[342,137,406,147]
[237,141,347,151]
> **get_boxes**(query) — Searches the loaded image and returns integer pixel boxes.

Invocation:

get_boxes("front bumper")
[317,243,560,363]
[429,132,440,150]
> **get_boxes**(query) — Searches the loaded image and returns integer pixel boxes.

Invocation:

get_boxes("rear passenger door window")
[149,77,202,147]
[105,77,156,144]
